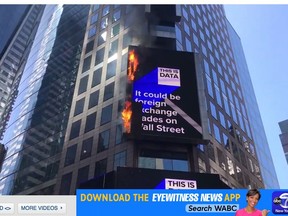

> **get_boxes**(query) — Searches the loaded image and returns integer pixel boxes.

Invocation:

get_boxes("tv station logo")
[272,191,288,214]
[157,67,181,87]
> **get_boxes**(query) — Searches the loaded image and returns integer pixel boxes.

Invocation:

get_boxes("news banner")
[76,179,288,216]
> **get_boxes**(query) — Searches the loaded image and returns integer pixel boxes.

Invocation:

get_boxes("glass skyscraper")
[0,5,279,195]
[279,119,288,164]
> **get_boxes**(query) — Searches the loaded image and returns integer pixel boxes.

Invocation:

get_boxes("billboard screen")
[122,46,206,144]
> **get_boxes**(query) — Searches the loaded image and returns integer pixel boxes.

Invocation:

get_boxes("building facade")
[0,5,279,195]
[226,19,279,188]
[0,5,90,195]
[0,5,45,138]
[279,119,288,164]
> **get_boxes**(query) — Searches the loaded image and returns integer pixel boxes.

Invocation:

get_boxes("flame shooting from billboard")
[122,100,132,133]
[128,49,139,81]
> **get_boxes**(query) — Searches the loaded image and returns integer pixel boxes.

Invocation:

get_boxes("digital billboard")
[122,45,207,144]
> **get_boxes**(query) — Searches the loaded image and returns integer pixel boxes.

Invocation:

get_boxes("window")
[76,166,89,188]
[85,40,94,54]
[101,104,113,125]
[98,31,107,46]
[206,75,213,98]
[213,124,221,143]
[81,137,93,160]
[175,25,182,44]
[95,158,107,177]
[64,145,77,166]
[85,112,97,133]
[217,148,226,170]
[182,7,188,20]
[201,44,207,56]
[119,77,126,94]
[95,48,105,65]
[109,39,118,57]
[106,60,117,80]
[90,13,98,25]
[88,90,99,109]
[185,38,192,52]
[184,22,190,36]
[115,124,123,145]
[91,68,102,87]
[103,82,114,101]
[114,150,126,170]
[69,120,81,140]
[124,15,132,29]
[219,111,226,128]
[203,59,210,75]
[92,5,99,12]
[193,34,199,47]
[74,98,85,116]
[82,55,92,73]
[111,24,120,37]
[121,53,128,72]
[122,32,132,49]
[97,130,110,152]
[88,26,96,38]
[210,101,217,119]
[101,17,108,30]
[78,76,88,95]
[102,5,110,16]
[113,10,120,22]
[59,172,72,195]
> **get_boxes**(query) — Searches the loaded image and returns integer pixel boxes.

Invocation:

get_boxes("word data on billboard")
[122,46,204,144]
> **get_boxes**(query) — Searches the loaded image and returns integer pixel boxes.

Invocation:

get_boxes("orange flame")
[122,101,132,133]
[127,50,138,81]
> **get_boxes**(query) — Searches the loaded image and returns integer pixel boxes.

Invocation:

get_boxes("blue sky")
[224,5,288,189]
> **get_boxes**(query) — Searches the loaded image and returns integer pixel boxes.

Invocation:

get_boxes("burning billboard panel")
[122,45,207,144]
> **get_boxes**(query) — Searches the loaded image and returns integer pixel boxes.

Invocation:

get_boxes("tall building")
[0,5,279,195]
[0,5,90,195]
[226,19,279,188]
[0,5,45,138]
[279,119,288,164]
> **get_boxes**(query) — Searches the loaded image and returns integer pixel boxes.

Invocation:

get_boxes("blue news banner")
[77,189,288,216]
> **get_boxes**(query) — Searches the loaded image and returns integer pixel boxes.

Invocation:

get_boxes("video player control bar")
[0,203,66,214]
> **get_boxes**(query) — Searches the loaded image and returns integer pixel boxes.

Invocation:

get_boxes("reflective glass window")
[85,112,97,133]
[81,137,93,160]
[103,82,114,101]
[74,98,85,116]
[98,31,107,46]
[70,120,81,140]
[90,13,98,25]
[91,68,102,87]
[85,40,94,54]
[82,55,92,73]
[103,5,110,16]
[88,90,99,109]
[97,129,110,152]
[106,60,117,80]
[95,47,105,65]
[101,104,113,125]
[78,75,88,95]
[115,124,123,145]
[88,26,96,38]
[64,144,77,166]
[109,39,118,57]
[111,24,120,38]
[113,10,121,22]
